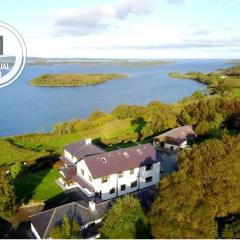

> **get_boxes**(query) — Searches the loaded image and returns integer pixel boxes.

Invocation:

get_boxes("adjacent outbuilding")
[153,125,195,151]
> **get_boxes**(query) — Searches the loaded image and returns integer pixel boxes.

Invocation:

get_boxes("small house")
[153,125,195,151]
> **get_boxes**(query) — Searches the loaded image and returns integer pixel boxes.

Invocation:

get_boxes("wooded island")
[30,73,128,87]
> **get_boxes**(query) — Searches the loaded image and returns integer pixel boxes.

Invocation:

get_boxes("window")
[81,169,84,176]
[110,188,115,194]
[146,164,153,171]
[101,176,108,183]
[118,171,123,178]
[101,157,107,164]
[131,181,137,188]
[145,176,152,183]
[130,169,134,175]
[121,184,126,191]
[137,149,142,155]
[89,175,92,182]
[124,152,129,158]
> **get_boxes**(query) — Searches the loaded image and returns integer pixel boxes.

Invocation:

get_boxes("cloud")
[192,30,214,36]
[165,0,186,4]
[86,37,240,50]
[53,0,155,36]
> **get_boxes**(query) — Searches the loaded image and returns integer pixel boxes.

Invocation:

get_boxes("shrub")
[10,162,24,179]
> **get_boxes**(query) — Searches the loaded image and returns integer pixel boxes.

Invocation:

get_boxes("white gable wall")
[64,150,78,163]
[76,160,94,185]
[139,162,160,189]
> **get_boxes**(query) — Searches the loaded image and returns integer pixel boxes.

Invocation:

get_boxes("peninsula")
[30,73,128,87]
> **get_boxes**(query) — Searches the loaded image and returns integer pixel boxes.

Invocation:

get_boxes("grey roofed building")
[153,125,195,150]
[30,200,112,239]
[83,143,161,179]
[64,139,105,160]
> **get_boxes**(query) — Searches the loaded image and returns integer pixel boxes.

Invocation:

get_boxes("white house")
[59,139,161,201]
[153,125,195,151]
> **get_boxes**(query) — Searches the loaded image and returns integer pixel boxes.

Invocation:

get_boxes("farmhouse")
[30,200,112,239]
[59,139,161,200]
[153,125,195,151]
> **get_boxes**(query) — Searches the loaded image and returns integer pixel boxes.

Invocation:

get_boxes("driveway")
[159,152,178,177]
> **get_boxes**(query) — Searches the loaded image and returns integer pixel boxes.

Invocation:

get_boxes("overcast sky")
[2,0,240,58]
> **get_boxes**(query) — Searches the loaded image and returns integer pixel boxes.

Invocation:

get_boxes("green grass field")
[0,118,137,167]
[233,88,240,97]
[0,139,47,167]
[14,169,64,202]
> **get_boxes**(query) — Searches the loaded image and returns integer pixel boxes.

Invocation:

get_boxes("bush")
[87,110,106,121]
[195,121,212,136]
[112,104,148,119]
[10,162,24,179]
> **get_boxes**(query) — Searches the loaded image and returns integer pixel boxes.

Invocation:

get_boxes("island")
[26,57,174,67]
[30,73,128,87]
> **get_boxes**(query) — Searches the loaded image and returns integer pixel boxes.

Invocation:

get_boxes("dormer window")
[101,157,107,164]
[124,152,129,158]
[137,149,142,155]
[101,176,108,183]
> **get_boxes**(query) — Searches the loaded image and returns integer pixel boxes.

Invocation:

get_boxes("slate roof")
[72,175,95,193]
[153,125,195,145]
[30,201,112,239]
[83,143,161,179]
[60,156,75,167]
[64,140,105,160]
[60,166,76,179]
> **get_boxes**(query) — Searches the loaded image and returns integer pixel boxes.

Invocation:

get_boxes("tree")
[88,110,106,122]
[221,215,240,239]
[112,104,148,120]
[100,195,150,239]
[150,135,240,238]
[10,161,23,179]
[0,173,17,219]
[146,101,176,133]
[50,215,80,239]
[195,121,212,136]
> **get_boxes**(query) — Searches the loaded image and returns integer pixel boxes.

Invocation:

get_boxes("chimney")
[89,201,96,211]
[85,138,92,145]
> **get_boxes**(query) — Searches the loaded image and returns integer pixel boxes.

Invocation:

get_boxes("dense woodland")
[1,63,240,238]
[169,64,240,96]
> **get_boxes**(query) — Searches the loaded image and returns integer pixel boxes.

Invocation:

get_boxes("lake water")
[0,59,232,136]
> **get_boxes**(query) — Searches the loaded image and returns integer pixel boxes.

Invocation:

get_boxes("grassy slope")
[233,88,240,97]
[0,139,47,167]
[0,119,136,166]
[30,73,127,87]
[14,169,63,202]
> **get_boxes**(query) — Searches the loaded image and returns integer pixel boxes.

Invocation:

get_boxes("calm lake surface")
[0,59,232,136]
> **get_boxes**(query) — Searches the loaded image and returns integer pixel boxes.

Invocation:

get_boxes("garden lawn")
[233,88,240,97]
[1,118,138,167]
[0,139,47,167]
[14,168,64,202]
[6,118,136,153]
